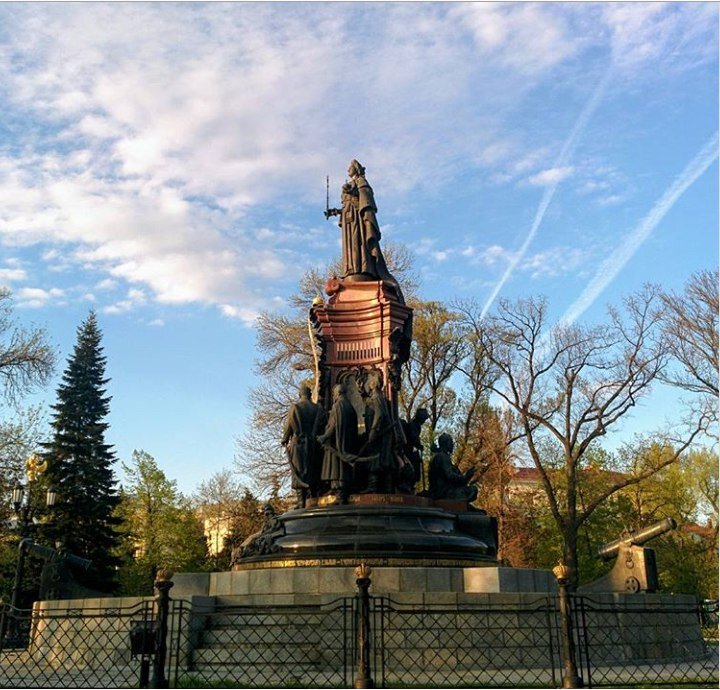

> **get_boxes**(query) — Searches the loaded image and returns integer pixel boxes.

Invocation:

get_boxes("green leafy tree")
[42,311,120,592]
[624,447,719,599]
[498,447,637,584]
[400,300,466,434]
[116,450,208,595]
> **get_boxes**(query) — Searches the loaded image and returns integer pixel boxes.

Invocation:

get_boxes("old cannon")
[25,539,93,600]
[579,517,677,594]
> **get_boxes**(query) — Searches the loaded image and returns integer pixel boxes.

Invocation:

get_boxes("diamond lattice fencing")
[0,589,718,688]
[0,600,155,689]
[372,595,563,688]
[167,597,354,688]
[573,595,719,688]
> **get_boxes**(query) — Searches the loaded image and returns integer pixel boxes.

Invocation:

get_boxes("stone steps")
[176,668,347,688]
[201,626,332,647]
[201,611,341,628]
[192,643,343,667]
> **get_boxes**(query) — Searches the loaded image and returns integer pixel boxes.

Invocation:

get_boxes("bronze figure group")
[282,380,477,506]
[283,377,406,505]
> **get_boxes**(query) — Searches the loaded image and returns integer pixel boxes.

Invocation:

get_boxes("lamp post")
[354,562,374,689]
[6,455,56,639]
[553,562,583,689]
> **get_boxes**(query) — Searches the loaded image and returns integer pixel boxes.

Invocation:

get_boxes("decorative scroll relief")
[336,340,382,362]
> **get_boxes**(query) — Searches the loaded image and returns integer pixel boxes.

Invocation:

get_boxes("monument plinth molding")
[312,279,411,411]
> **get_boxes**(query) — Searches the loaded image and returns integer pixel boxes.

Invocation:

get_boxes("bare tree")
[0,288,56,522]
[660,269,718,429]
[400,301,467,433]
[0,288,56,406]
[458,286,705,588]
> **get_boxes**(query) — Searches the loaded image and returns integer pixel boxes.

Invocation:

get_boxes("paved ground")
[1,649,717,688]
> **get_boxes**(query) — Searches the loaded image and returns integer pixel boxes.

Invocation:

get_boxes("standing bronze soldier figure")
[281,383,325,508]
[363,376,396,494]
[318,383,358,503]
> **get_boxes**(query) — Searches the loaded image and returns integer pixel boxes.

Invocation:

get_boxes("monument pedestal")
[310,279,411,440]
[233,493,499,570]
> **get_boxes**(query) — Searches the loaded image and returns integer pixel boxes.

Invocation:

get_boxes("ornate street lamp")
[3,455,57,648]
[45,488,57,508]
[11,483,23,511]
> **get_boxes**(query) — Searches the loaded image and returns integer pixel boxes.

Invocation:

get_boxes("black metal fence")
[0,577,717,689]
[574,596,719,688]
[168,597,354,688]
[0,599,155,688]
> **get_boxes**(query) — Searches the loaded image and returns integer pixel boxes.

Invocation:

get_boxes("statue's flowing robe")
[338,175,405,303]
[339,175,383,279]
[281,400,324,491]
[366,389,394,473]
[321,397,358,486]
[339,193,366,277]
[354,174,381,245]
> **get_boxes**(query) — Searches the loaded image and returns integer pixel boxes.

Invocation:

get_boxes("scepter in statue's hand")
[324,175,341,219]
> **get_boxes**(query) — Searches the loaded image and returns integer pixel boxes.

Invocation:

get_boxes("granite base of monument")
[172,565,557,598]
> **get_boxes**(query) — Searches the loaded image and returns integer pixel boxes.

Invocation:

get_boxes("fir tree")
[42,311,120,592]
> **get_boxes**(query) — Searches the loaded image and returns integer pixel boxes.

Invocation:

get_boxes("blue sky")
[0,3,717,495]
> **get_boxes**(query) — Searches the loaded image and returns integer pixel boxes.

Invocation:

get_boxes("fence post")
[553,563,583,689]
[354,562,375,689]
[151,569,174,689]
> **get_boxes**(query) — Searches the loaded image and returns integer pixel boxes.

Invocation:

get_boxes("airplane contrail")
[560,131,719,326]
[480,66,614,318]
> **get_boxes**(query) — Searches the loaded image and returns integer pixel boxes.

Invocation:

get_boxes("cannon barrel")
[64,553,92,571]
[23,539,92,570]
[597,517,677,561]
[26,541,56,560]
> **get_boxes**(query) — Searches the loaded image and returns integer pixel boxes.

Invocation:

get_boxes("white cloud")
[521,247,587,279]
[96,278,118,291]
[453,3,583,76]
[562,132,719,325]
[414,238,437,256]
[480,64,614,317]
[14,286,64,308]
[102,286,148,315]
[597,194,626,207]
[462,244,515,268]
[220,304,260,325]
[603,3,717,72]
[527,166,575,187]
[0,3,713,320]
[0,267,27,283]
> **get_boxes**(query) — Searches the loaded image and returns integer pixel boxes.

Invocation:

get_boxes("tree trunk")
[563,527,580,591]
